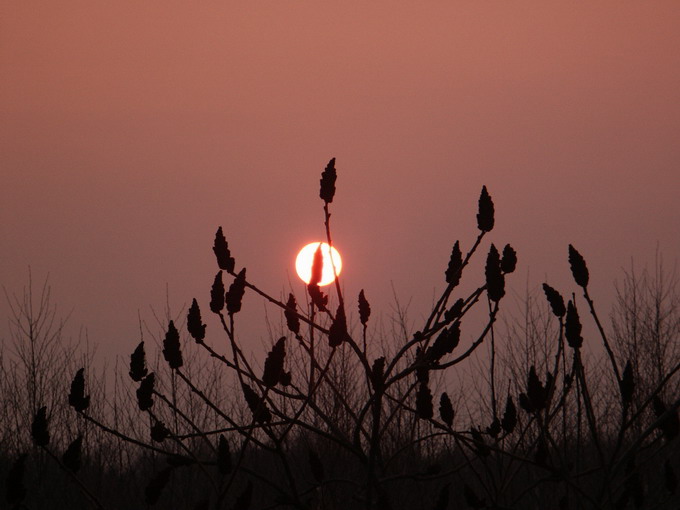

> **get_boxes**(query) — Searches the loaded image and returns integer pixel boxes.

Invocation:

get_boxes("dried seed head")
[62,436,83,472]
[358,289,371,326]
[565,300,583,349]
[262,337,286,388]
[279,371,292,386]
[542,283,566,318]
[568,244,589,288]
[162,320,183,370]
[319,158,337,204]
[31,406,49,447]
[187,298,206,343]
[519,392,533,413]
[486,417,501,438]
[501,396,517,434]
[444,298,465,323]
[307,283,328,310]
[284,293,300,334]
[527,365,548,411]
[485,244,505,302]
[619,360,635,406]
[213,226,235,272]
[477,185,495,232]
[210,271,225,314]
[371,357,385,391]
[136,373,155,411]
[328,305,350,347]
[151,422,170,443]
[242,383,271,423]
[310,244,324,286]
[501,244,517,274]
[129,341,148,382]
[69,368,90,413]
[445,241,462,286]
[415,347,430,384]
[416,366,430,384]
[416,382,434,420]
[439,392,454,427]
[428,322,461,361]
[226,268,247,314]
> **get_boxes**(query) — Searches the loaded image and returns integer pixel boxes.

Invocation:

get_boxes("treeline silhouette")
[2,159,679,509]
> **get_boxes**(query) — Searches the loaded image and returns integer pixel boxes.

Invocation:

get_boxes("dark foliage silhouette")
[2,158,679,509]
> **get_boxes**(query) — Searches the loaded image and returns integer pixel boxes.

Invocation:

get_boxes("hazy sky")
[2,2,679,361]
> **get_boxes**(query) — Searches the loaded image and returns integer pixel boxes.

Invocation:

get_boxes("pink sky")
[2,2,679,361]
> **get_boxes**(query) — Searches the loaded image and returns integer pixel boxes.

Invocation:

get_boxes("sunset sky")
[2,2,679,361]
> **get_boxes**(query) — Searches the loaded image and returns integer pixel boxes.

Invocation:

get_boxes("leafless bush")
[3,161,679,509]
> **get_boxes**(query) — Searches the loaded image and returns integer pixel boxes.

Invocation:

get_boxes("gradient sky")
[2,2,679,361]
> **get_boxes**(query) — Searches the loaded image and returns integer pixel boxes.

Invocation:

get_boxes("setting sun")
[295,242,342,286]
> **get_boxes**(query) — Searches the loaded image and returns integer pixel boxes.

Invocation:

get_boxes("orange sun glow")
[295,242,342,286]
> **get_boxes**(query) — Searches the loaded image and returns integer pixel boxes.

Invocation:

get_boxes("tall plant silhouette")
[9,159,678,509]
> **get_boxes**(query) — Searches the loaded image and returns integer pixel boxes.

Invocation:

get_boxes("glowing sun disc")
[295,242,342,286]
